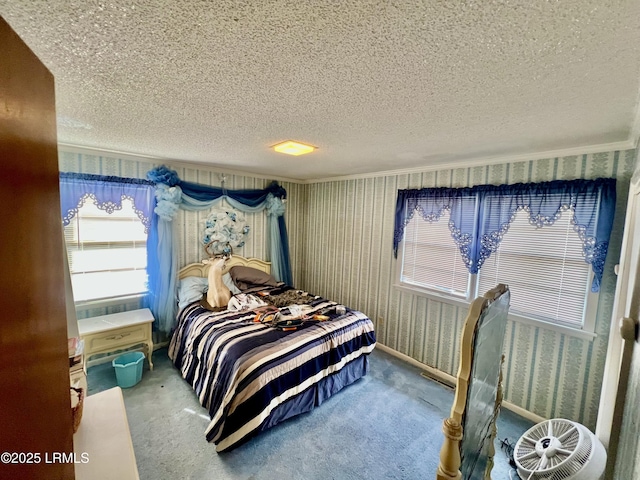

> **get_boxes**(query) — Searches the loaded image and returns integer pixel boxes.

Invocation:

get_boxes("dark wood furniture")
[0,16,75,480]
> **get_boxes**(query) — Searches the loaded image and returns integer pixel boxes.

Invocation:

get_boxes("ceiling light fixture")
[272,140,316,156]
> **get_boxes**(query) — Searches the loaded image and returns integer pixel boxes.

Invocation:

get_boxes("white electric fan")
[513,419,606,480]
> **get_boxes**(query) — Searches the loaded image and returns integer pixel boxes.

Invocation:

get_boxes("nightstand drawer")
[79,308,155,370]
[86,325,148,351]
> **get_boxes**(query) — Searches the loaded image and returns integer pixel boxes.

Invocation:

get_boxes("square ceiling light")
[272,140,316,156]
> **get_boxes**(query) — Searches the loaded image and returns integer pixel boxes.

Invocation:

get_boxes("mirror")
[436,284,510,480]
[460,288,510,479]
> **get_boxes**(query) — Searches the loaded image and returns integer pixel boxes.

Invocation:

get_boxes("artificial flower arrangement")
[203,208,250,256]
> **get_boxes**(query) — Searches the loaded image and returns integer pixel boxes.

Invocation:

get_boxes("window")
[477,208,593,329]
[397,209,596,330]
[393,178,616,334]
[64,199,148,302]
[400,210,470,298]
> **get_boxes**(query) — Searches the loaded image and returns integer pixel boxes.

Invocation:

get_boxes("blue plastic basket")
[112,352,145,388]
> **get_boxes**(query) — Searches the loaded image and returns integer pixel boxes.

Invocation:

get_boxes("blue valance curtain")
[59,172,156,231]
[393,178,616,292]
[146,166,292,332]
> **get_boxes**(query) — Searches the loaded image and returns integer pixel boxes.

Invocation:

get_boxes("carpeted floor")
[88,347,532,480]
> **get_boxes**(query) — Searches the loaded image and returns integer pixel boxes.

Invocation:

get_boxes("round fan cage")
[514,419,606,480]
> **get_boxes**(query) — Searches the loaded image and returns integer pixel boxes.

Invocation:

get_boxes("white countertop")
[78,308,154,336]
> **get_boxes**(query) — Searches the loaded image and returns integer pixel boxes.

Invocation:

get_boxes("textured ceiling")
[2,1,640,181]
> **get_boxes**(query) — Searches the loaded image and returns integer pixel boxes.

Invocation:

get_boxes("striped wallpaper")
[59,147,636,429]
[299,151,636,429]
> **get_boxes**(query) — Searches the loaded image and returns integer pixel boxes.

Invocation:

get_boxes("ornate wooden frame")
[177,255,271,280]
[436,284,509,480]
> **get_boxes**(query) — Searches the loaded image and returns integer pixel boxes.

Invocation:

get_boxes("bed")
[168,256,377,452]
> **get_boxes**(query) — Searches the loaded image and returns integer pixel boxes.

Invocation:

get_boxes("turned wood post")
[436,417,463,480]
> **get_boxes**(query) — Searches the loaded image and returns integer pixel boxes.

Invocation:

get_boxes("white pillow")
[222,273,241,295]
[177,277,208,310]
[177,274,241,310]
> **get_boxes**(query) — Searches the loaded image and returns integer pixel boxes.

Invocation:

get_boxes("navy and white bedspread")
[168,293,376,452]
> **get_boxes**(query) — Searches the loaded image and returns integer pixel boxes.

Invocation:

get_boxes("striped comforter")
[168,294,376,451]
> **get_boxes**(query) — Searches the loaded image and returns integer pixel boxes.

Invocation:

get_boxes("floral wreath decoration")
[203,208,250,257]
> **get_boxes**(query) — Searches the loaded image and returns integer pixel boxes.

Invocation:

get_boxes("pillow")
[177,277,208,310]
[229,266,280,291]
[222,272,241,295]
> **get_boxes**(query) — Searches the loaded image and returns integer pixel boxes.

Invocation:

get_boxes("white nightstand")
[78,308,154,370]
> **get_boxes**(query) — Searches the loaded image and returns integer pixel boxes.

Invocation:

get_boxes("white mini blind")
[401,212,469,297]
[477,207,591,328]
[64,199,148,302]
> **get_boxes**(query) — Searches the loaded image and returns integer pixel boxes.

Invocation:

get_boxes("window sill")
[74,293,146,310]
[393,283,597,342]
[507,312,597,341]
[394,283,470,308]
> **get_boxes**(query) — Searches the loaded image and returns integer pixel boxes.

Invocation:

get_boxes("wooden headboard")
[177,255,271,280]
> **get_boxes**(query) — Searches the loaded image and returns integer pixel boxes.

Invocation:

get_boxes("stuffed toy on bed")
[201,256,231,309]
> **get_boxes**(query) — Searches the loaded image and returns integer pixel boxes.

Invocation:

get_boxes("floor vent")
[420,371,454,390]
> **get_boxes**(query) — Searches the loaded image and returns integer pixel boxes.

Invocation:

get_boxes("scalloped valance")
[393,178,616,292]
[59,172,155,232]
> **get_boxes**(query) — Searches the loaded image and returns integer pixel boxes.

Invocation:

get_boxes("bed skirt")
[217,354,370,452]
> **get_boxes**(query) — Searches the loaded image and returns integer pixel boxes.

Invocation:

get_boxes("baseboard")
[153,340,170,350]
[501,400,545,425]
[374,343,545,425]
[375,343,456,384]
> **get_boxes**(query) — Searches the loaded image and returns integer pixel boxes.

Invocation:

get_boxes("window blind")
[477,207,591,328]
[401,212,469,297]
[64,199,147,302]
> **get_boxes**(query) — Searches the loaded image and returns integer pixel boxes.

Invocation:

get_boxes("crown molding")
[57,143,303,184]
[304,140,636,184]
[58,139,637,186]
